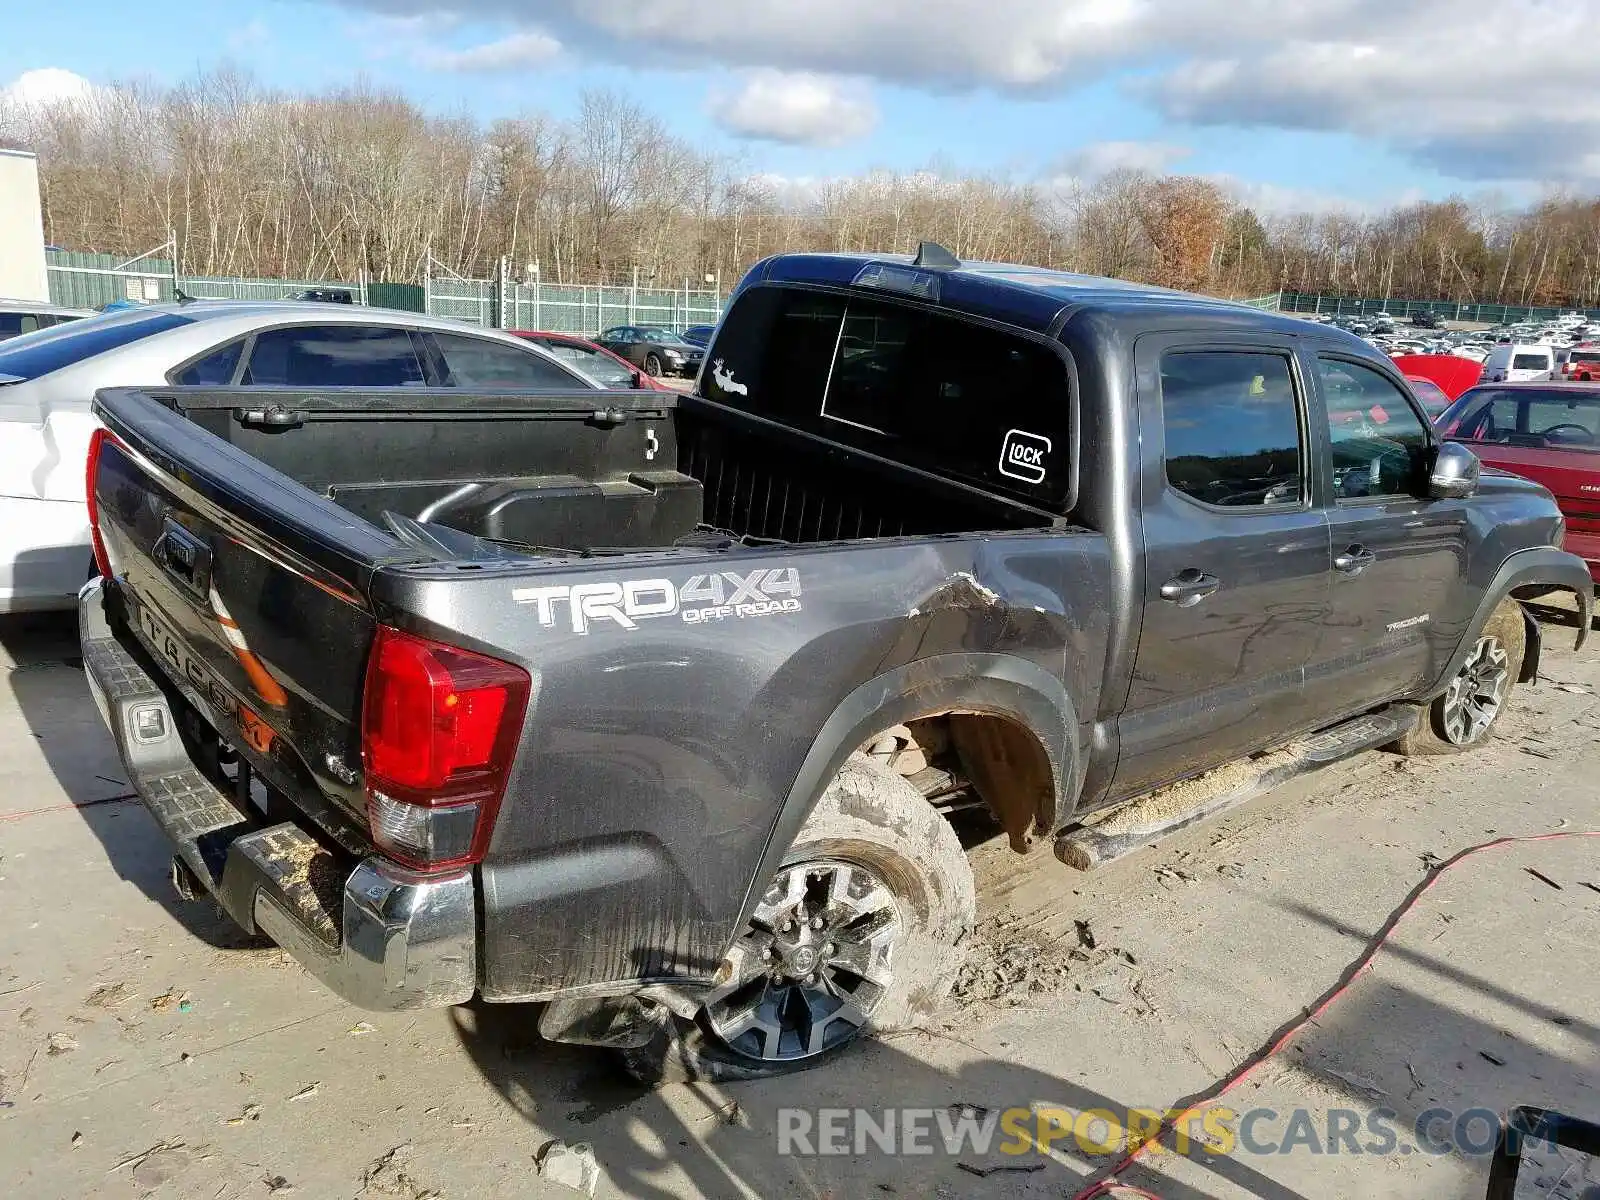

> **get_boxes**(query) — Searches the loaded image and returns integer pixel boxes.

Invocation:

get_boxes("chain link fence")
[46,249,724,336]
[1252,291,1600,325]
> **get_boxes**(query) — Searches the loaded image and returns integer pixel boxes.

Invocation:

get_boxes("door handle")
[153,517,213,600]
[1160,569,1221,607]
[1334,545,1376,575]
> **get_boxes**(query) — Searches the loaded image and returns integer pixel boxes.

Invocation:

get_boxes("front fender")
[1432,547,1591,697]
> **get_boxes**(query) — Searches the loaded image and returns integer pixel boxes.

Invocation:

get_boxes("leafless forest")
[4,71,1600,304]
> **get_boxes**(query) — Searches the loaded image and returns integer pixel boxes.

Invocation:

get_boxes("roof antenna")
[911,241,961,270]
[174,286,195,304]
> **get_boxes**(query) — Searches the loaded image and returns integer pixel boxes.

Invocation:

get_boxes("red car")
[1437,382,1600,583]
[508,331,669,390]
[1392,353,1482,404]
[1403,375,1453,418]
[1562,344,1600,382]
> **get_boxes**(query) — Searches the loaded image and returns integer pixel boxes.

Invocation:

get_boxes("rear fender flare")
[732,652,1080,943]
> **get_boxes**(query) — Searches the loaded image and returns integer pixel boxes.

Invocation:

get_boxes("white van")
[1481,343,1554,383]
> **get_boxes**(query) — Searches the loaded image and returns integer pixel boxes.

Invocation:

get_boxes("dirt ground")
[1,603,1596,1199]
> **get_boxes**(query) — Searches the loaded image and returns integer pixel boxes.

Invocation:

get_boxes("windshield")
[637,327,682,343]
[542,341,635,386]
[0,311,192,381]
[1439,387,1600,449]
[1406,378,1451,414]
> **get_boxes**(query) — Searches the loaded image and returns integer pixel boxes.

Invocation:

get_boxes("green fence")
[45,249,726,334]
[45,249,177,309]
[1255,291,1600,326]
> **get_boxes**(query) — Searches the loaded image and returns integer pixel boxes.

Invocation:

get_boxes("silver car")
[0,302,605,613]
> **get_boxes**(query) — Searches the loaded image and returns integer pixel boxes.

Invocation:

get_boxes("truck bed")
[88,383,1091,1000]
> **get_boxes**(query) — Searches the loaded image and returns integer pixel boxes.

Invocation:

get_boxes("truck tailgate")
[91,386,411,849]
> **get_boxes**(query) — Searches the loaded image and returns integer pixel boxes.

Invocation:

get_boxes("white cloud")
[0,68,96,114]
[709,70,877,146]
[335,0,1600,181]
[1152,3,1600,181]
[227,17,272,52]
[418,29,561,71]
[1056,141,1192,180]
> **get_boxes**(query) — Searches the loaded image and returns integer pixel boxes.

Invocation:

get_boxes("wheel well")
[857,712,1055,853]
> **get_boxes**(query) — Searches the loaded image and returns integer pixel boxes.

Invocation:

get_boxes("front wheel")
[644,352,664,377]
[1392,598,1525,756]
[620,755,976,1084]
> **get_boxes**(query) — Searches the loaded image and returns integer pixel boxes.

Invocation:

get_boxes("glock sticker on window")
[999,428,1051,484]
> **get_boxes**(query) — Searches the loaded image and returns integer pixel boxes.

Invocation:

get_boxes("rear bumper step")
[80,578,476,1010]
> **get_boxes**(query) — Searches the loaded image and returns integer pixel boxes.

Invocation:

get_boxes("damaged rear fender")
[732,652,1081,940]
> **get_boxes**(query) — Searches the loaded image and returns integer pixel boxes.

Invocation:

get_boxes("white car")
[0,302,605,613]
[1480,343,1556,384]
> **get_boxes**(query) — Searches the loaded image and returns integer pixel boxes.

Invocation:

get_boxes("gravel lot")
[1,603,1596,1199]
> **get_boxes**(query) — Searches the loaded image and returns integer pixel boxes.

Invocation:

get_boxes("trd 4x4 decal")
[513,568,802,634]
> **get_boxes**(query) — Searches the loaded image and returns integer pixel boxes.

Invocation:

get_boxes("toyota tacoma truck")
[80,246,1592,1082]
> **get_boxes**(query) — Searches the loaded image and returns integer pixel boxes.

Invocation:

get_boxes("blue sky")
[5,0,1591,211]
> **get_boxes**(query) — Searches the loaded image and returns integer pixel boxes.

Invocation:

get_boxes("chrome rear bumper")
[80,578,476,1010]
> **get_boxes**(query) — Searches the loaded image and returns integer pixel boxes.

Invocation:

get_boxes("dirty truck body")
[82,250,1590,1078]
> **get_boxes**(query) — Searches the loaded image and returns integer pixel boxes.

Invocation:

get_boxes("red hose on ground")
[1070,830,1600,1200]
[0,792,136,822]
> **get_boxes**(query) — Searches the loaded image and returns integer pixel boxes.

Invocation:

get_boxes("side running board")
[1055,707,1416,871]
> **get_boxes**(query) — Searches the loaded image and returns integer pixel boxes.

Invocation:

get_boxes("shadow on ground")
[1,611,256,949]
[449,998,1317,1200]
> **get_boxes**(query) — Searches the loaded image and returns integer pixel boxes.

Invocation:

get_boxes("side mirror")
[1430,441,1480,499]
[631,369,645,390]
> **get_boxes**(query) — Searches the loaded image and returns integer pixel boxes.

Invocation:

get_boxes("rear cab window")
[701,285,1074,508]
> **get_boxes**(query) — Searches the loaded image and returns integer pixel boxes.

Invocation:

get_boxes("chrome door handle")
[1160,569,1221,607]
[1334,546,1376,574]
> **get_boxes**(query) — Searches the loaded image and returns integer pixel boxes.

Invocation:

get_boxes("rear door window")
[1513,352,1551,371]
[1159,351,1304,508]
[702,286,1072,506]
[429,332,588,388]
[242,325,425,387]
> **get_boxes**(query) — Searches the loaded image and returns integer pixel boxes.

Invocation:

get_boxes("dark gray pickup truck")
[81,247,1591,1082]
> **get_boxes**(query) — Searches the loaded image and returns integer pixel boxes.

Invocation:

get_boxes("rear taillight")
[361,626,530,873]
[85,427,118,579]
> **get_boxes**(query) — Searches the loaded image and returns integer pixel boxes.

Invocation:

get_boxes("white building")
[0,149,50,303]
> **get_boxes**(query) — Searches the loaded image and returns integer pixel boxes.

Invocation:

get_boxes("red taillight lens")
[361,626,529,872]
[85,427,117,579]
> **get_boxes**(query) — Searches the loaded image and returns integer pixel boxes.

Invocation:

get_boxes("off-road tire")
[1392,598,1526,756]
[619,754,976,1084]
